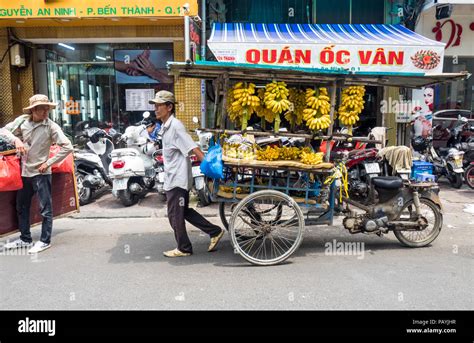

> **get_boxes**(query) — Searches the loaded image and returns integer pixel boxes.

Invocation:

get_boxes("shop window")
[315,0,350,24]
[351,0,384,24]
[223,0,312,24]
[435,56,473,111]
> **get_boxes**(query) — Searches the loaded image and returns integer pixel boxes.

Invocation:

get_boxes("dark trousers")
[166,187,221,254]
[16,175,53,244]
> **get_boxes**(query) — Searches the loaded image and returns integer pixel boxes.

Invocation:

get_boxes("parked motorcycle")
[412,136,464,188]
[340,173,443,247]
[108,113,157,206]
[74,126,114,205]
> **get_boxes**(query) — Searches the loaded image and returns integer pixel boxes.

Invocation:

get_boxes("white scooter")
[108,112,157,206]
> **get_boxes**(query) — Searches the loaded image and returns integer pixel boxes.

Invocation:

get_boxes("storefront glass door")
[47,61,116,138]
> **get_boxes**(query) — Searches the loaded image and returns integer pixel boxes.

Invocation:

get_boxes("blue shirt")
[148,123,161,142]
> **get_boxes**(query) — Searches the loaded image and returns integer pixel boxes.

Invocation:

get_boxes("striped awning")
[207,23,446,74]
[209,23,443,46]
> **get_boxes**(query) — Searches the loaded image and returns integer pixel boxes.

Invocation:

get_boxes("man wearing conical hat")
[1,94,73,254]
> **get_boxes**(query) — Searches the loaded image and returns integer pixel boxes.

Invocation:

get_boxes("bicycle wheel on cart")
[228,190,304,266]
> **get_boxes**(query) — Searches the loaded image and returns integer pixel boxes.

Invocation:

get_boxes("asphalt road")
[0,183,473,310]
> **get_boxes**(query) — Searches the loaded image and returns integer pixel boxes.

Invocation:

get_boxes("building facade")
[0,0,202,138]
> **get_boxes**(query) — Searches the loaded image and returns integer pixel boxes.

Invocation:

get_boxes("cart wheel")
[229,190,304,266]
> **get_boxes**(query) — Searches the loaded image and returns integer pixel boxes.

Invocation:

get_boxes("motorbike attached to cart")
[168,61,467,266]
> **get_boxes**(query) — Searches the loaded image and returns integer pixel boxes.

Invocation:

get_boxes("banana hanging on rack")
[227,82,261,130]
[337,86,365,127]
[284,88,306,130]
[303,87,332,131]
[263,81,292,132]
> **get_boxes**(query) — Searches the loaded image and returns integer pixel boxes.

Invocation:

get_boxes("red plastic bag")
[0,155,23,191]
[49,145,74,174]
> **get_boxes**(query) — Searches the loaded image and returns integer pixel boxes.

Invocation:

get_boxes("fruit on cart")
[219,185,245,194]
[227,82,260,130]
[256,145,281,161]
[263,81,291,132]
[337,86,365,127]
[284,88,306,130]
[303,87,332,131]
[278,147,302,160]
[300,151,324,165]
[256,88,277,124]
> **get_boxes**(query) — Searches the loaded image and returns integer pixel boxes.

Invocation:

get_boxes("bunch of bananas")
[303,87,332,131]
[219,185,245,194]
[337,86,365,127]
[227,82,260,130]
[300,151,324,165]
[226,89,241,125]
[278,147,302,161]
[223,142,256,160]
[255,88,277,124]
[256,145,280,161]
[284,88,306,130]
[264,81,291,132]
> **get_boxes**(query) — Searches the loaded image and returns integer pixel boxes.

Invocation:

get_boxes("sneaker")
[3,238,33,250]
[208,229,224,252]
[163,248,191,258]
[27,241,51,254]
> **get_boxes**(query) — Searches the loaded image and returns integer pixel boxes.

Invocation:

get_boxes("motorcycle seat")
[371,176,403,189]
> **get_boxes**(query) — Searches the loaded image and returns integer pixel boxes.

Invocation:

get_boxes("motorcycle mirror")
[192,116,199,124]
[143,111,151,119]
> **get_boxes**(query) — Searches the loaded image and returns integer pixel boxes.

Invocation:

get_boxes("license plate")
[194,176,204,190]
[364,162,380,174]
[192,166,202,177]
[113,178,128,191]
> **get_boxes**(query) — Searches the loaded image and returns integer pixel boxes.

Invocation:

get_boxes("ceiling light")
[58,43,75,51]
[16,20,25,23]
[61,19,70,22]
[95,55,106,61]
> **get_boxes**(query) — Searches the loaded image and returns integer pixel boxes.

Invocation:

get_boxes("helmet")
[143,117,156,128]
[411,136,429,152]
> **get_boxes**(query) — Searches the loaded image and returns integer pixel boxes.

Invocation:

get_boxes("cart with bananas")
[168,61,467,266]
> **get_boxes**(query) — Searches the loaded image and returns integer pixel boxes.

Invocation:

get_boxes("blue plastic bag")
[200,143,223,179]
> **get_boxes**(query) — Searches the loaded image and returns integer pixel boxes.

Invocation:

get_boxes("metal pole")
[325,80,338,162]
[184,15,191,63]
[200,0,207,127]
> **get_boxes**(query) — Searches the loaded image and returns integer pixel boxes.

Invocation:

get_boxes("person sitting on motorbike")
[142,117,161,143]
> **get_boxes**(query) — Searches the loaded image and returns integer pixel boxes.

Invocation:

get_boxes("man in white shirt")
[149,90,224,257]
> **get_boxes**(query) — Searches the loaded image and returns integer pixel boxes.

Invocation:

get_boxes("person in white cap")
[2,94,73,254]
[149,90,224,257]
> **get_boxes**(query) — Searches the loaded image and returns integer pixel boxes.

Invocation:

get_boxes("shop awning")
[207,23,446,75]
[167,61,470,89]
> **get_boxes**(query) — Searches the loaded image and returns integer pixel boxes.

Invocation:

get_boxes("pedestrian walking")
[149,90,224,257]
[2,94,73,254]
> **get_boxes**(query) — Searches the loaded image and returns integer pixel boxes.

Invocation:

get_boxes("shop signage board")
[417,6,474,57]
[208,23,446,74]
[125,89,155,111]
[0,0,197,18]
